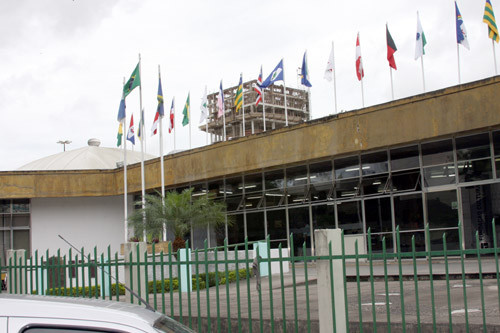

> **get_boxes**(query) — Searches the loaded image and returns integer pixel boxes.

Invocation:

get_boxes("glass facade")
[0,199,30,266]
[161,129,500,253]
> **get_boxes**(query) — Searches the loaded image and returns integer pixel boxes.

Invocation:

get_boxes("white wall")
[31,195,132,257]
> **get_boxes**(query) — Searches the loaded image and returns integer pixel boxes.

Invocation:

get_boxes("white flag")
[200,86,208,123]
[324,44,335,82]
[415,12,427,60]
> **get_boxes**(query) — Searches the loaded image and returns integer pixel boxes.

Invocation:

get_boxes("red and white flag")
[151,111,160,136]
[355,33,364,81]
[254,66,263,106]
[168,98,175,133]
[217,80,224,118]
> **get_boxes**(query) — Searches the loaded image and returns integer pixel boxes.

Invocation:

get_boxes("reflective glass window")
[310,183,333,202]
[287,186,309,206]
[265,169,285,190]
[369,233,394,253]
[397,231,425,252]
[335,179,360,199]
[244,173,263,193]
[288,207,311,255]
[429,229,459,251]
[264,189,286,207]
[191,182,207,199]
[337,200,363,234]
[226,195,243,211]
[286,165,308,187]
[391,170,421,192]
[227,214,244,245]
[334,156,359,179]
[267,209,287,248]
[394,193,424,231]
[12,199,29,213]
[364,197,392,233]
[246,212,265,242]
[455,133,490,161]
[361,151,388,175]
[312,204,335,229]
[426,190,458,229]
[244,193,263,210]
[390,145,419,171]
[421,139,453,166]
[423,164,455,187]
[457,159,492,182]
[208,179,225,198]
[0,200,10,213]
[224,176,243,195]
[12,215,30,227]
[309,161,333,184]
[493,130,500,155]
[361,175,388,196]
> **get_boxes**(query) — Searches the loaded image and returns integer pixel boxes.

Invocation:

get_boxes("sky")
[0,0,498,171]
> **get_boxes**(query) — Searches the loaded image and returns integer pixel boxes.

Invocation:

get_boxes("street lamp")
[57,140,72,152]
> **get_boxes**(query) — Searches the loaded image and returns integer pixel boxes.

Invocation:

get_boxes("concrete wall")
[31,195,131,255]
[1,76,499,199]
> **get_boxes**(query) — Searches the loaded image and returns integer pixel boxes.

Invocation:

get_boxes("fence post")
[314,229,346,333]
[123,242,147,304]
[179,248,192,292]
[6,250,26,294]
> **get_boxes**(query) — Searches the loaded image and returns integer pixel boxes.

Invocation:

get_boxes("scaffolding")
[200,80,310,142]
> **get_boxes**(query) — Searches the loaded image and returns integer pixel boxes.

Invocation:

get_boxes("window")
[267,209,287,248]
[335,179,360,199]
[337,201,363,234]
[393,193,424,231]
[361,175,389,196]
[426,190,459,229]
[309,161,333,184]
[456,133,493,182]
[390,145,419,171]
[227,214,244,245]
[286,165,308,187]
[246,212,265,242]
[421,139,453,166]
[264,169,285,190]
[364,197,392,233]
[243,173,263,193]
[334,156,359,179]
[224,176,243,196]
[361,151,388,175]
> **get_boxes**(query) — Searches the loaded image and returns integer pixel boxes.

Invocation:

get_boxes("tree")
[128,188,229,253]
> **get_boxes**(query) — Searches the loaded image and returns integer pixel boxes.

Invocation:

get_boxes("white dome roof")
[17,139,156,171]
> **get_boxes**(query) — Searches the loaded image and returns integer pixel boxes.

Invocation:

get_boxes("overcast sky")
[0,0,498,171]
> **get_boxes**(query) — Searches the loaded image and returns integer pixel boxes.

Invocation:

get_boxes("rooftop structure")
[200,80,310,141]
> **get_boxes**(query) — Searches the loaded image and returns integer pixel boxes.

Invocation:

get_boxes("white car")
[0,294,195,333]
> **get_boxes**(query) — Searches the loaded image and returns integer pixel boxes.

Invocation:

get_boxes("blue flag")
[300,51,312,87]
[260,59,284,88]
[455,1,470,50]
[117,97,126,121]
[157,74,165,117]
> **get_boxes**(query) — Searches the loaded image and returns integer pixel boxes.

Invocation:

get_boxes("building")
[201,80,310,141]
[1,76,499,263]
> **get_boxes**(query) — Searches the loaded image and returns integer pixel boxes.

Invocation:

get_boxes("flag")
[123,63,141,98]
[157,73,165,117]
[300,51,312,87]
[455,2,470,50]
[324,45,335,82]
[254,66,263,106]
[168,98,175,133]
[415,12,427,60]
[355,33,364,81]
[182,93,190,126]
[234,74,243,113]
[260,59,284,88]
[117,97,126,122]
[386,24,398,70]
[127,114,135,145]
[200,87,208,123]
[151,111,160,136]
[484,0,499,42]
[217,81,224,118]
[117,123,123,147]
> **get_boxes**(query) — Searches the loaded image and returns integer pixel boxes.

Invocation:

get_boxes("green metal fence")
[1,220,500,332]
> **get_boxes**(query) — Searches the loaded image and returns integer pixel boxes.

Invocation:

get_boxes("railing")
[1,220,500,333]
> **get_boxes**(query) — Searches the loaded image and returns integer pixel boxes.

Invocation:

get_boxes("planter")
[120,241,170,255]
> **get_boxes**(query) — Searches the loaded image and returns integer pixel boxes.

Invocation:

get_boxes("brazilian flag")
[123,63,141,98]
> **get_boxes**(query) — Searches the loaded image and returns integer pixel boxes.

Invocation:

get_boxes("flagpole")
[205,85,209,145]
[138,54,146,241]
[493,40,498,75]
[189,92,192,150]
[173,98,176,151]
[262,65,267,132]
[421,56,426,92]
[222,80,226,141]
[122,77,128,243]
[283,58,288,126]
[332,42,338,114]
[242,73,246,137]
[390,68,394,100]
[158,65,166,242]
[457,44,461,84]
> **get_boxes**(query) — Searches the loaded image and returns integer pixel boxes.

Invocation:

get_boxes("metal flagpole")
[421,56,426,92]
[283,58,288,126]
[158,66,165,241]
[222,80,226,141]
[138,54,146,241]
[122,77,128,243]
[173,98,176,151]
[307,88,312,120]
[332,42,338,114]
[242,73,246,137]
[390,67,395,100]
[189,92,192,150]
[262,65,266,132]
[493,40,498,75]
[205,85,208,145]
[457,44,461,84]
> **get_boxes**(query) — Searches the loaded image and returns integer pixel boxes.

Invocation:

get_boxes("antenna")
[58,234,154,311]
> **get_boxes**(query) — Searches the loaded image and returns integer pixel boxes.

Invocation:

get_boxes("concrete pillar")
[179,248,192,292]
[6,250,26,294]
[314,229,347,333]
[123,242,147,304]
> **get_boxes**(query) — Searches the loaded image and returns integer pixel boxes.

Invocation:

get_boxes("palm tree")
[128,188,229,253]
